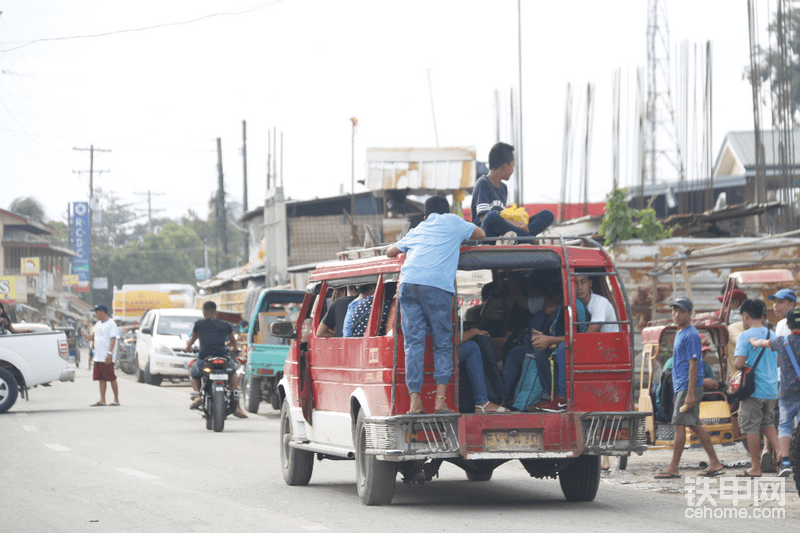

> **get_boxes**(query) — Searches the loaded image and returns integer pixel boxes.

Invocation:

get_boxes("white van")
[135,308,203,386]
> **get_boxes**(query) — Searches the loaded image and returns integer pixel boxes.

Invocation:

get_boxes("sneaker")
[538,396,567,413]
[778,465,792,478]
[190,397,202,410]
[498,230,517,246]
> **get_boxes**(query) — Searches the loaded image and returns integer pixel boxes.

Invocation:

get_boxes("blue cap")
[93,304,109,313]
[767,289,797,302]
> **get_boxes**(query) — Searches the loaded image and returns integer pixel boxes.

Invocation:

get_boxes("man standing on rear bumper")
[387,196,485,414]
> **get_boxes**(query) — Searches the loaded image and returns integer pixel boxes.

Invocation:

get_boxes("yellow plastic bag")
[499,203,529,225]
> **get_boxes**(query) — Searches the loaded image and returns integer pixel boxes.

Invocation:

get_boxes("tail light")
[210,358,225,364]
[58,339,69,361]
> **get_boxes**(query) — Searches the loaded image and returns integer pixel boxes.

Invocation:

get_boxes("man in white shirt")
[769,288,796,337]
[573,274,620,333]
[81,305,120,406]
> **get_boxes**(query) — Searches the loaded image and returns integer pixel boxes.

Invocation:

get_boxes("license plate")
[484,430,543,451]
[209,373,228,380]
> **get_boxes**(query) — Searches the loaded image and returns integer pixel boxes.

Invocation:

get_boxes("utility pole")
[134,190,165,233]
[216,138,229,271]
[350,117,358,246]
[242,120,249,261]
[73,145,110,304]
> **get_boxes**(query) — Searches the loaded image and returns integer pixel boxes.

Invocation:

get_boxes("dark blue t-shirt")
[192,318,233,358]
[470,175,507,224]
[672,325,704,393]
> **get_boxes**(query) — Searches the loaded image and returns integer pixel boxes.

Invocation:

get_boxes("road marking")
[114,468,162,480]
[45,443,73,452]
[22,425,38,432]
[246,510,330,531]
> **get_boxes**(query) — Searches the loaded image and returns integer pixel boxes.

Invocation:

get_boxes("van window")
[157,315,198,335]
[377,281,397,336]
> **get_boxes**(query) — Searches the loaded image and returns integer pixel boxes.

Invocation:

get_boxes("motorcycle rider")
[185,301,248,419]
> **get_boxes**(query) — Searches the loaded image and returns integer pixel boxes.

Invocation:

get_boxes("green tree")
[600,189,674,248]
[9,196,46,220]
[748,6,800,126]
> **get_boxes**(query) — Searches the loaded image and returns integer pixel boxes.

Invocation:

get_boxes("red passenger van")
[272,237,647,505]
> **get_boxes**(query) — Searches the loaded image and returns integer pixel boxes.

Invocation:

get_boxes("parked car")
[0,329,74,413]
[135,309,203,386]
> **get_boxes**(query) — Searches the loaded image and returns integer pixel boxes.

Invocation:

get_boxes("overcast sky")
[0,0,774,224]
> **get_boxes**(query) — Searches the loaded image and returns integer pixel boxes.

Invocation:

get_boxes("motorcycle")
[115,327,138,375]
[196,350,239,432]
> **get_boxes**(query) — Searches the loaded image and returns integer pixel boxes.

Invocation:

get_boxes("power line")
[0,1,284,53]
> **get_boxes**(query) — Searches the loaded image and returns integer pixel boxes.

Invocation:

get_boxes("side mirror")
[140,327,152,335]
[270,321,295,339]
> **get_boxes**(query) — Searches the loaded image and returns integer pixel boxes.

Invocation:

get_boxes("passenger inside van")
[317,286,357,338]
[343,284,376,337]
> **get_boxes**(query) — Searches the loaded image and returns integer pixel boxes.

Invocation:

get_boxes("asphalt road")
[1,355,797,532]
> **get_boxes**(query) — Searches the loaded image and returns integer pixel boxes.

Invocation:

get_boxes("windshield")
[156,316,198,336]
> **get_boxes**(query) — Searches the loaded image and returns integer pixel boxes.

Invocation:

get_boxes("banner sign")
[21,257,40,275]
[92,277,108,290]
[63,274,79,286]
[72,202,90,283]
[0,276,26,303]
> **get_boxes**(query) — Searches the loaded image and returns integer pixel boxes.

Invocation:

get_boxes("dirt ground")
[601,443,800,518]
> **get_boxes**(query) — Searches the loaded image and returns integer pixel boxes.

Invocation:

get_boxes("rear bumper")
[362,411,648,461]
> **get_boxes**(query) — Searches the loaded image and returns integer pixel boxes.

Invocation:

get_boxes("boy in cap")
[387,196,485,414]
[80,304,120,406]
[655,297,724,478]
[768,288,797,337]
[749,306,800,477]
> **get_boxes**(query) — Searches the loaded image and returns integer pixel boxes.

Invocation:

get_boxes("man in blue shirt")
[735,299,781,477]
[470,142,554,241]
[387,196,485,414]
[751,306,800,477]
[655,298,723,479]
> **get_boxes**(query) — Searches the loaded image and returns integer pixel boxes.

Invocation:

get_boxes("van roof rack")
[337,245,389,261]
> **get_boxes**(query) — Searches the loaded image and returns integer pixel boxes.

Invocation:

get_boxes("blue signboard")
[72,202,90,282]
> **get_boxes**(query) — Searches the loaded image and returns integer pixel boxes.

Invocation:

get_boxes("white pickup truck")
[0,331,75,413]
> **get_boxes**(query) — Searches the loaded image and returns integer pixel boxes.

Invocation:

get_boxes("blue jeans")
[459,341,488,405]
[481,210,555,239]
[399,283,454,393]
[778,398,800,438]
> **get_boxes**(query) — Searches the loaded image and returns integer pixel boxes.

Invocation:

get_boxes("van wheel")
[143,360,162,386]
[270,391,281,411]
[244,375,260,414]
[355,410,396,505]
[0,368,19,414]
[135,355,145,383]
[558,455,601,502]
[280,400,313,485]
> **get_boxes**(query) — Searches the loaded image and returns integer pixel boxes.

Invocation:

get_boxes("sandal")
[475,401,508,414]
[90,402,107,407]
[654,471,681,479]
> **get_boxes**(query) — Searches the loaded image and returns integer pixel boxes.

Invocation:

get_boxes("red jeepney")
[272,237,647,505]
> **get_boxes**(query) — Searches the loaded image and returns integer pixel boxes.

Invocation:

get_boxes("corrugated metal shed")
[611,236,800,332]
[714,129,800,177]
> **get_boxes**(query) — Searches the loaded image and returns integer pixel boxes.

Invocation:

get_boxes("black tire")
[120,363,136,375]
[355,409,396,505]
[791,424,800,495]
[245,375,260,414]
[558,455,601,502]
[618,456,628,471]
[270,391,281,411]
[0,368,19,414]
[143,360,162,386]
[135,355,145,383]
[212,388,225,432]
[280,400,314,485]
[463,461,495,481]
